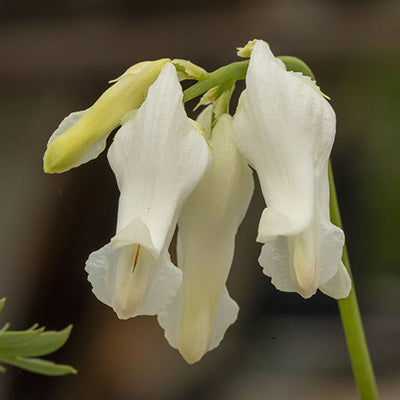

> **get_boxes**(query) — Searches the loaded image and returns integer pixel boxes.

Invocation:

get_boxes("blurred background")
[0,0,399,398]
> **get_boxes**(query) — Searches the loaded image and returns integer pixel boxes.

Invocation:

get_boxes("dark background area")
[0,0,399,398]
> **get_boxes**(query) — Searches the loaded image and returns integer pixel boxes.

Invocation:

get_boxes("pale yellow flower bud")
[44,58,169,174]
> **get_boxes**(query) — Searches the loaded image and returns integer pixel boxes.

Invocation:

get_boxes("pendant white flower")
[85,63,210,319]
[158,106,254,363]
[232,40,351,299]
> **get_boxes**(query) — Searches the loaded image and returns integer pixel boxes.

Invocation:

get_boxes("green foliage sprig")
[0,298,76,376]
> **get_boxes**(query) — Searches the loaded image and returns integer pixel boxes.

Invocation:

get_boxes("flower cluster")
[43,40,351,363]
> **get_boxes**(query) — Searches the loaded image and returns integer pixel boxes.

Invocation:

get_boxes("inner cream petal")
[288,229,318,298]
[177,275,220,364]
[113,244,153,319]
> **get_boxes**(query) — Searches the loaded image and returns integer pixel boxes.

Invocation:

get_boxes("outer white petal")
[158,112,254,363]
[47,110,107,168]
[108,62,210,256]
[232,40,336,242]
[258,237,296,293]
[314,160,350,298]
[85,243,182,318]
[317,219,345,285]
[86,63,209,318]
[319,262,351,299]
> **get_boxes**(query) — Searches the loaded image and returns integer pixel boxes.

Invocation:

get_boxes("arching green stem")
[183,61,249,103]
[329,161,379,400]
[278,56,315,80]
[183,56,315,103]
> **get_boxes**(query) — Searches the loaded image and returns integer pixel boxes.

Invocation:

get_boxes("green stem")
[183,61,249,103]
[183,56,315,103]
[329,161,379,400]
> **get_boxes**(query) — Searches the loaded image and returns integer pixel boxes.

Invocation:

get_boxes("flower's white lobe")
[158,107,254,363]
[86,244,179,318]
[85,63,210,318]
[232,40,350,299]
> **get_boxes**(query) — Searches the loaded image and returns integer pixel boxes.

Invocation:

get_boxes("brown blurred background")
[0,0,399,399]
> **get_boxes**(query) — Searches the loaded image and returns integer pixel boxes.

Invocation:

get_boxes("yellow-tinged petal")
[108,61,153,83]
[193,86,218,111]
[237,39,264,58]
[43,58,169,174]
[172,59,207,81]
[158,109,254,363]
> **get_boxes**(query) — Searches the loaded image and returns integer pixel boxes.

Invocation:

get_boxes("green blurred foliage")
[329,53,400,276]
[0,299,76,376]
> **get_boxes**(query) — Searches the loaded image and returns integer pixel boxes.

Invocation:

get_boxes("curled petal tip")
[178,319,212,364]
[297,286,317,299]
[180,341,208,364]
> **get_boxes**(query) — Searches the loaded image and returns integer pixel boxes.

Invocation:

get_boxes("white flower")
[85,63,210,318]
[232,40,351,299]
[158,106,254,363]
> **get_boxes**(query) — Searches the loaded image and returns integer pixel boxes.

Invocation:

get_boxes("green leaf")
[0,298,6,313]
[0,329,43,348]
[0,326,72,358]
[27,323,39,331]
[0,299,76,376]
[1,356,77,376]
